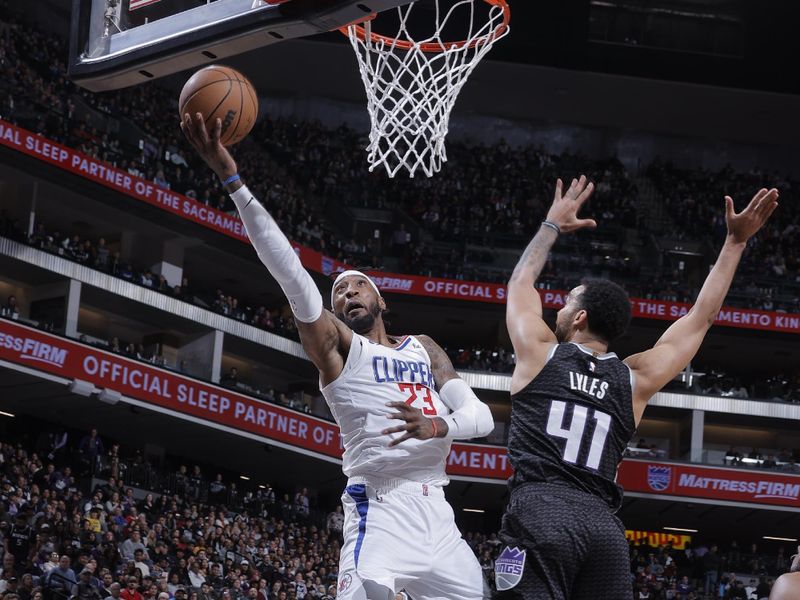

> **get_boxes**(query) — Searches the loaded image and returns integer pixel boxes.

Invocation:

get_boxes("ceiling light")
[69,379,95,397]
[0,411,15,418]
[763,536,798,542]
[98,389,121,405]
[240,475,250,481]
[463,508,484,513]
[663,527,698,533]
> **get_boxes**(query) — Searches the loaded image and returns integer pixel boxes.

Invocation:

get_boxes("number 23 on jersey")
[397,383,437,416]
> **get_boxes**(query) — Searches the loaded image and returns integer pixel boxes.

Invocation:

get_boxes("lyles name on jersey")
[372,356,434,388]
[569,370,609,400]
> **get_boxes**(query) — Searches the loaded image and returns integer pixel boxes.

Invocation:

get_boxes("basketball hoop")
[341,0,510,178]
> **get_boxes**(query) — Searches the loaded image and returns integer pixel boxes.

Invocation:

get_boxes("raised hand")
[725,188,779,245]
[180,112,237,181]
[545,175,597,233]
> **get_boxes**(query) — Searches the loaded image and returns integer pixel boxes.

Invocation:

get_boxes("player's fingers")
[181,114,196,143]
[746,188,768,212]
[565,177,581,200]
[212,118,223,145]
[756,189,779,214]
[385,401,412,411]
[760,200,779,223]
[724,196,735,220]
[554,178,563,200]
[194,113,210,145]
[576,181,595,205]
[381,424,409,435]
[385,412,407,422]
[577,218,598,230]
[388,432,415,447]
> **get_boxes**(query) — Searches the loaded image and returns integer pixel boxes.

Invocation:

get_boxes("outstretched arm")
[181,113,350,384]
[382,335,494,446]
[625,188,779,423]
[507,176,597,392]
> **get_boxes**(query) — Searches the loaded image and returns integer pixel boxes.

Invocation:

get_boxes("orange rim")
[339,0,510,53]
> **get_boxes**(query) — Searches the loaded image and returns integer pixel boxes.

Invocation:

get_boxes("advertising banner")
[2,318,800,505]
[0,319,507,477]
[617,459,800,508]
[625,530,692,550]
[2,120,799,334]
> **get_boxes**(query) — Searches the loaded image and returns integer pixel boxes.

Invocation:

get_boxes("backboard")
[68,0,412,91]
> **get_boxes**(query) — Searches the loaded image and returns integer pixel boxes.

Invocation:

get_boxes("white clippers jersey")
[320,332,452,486]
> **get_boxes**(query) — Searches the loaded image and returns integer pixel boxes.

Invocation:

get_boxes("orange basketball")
[178,65,258,146]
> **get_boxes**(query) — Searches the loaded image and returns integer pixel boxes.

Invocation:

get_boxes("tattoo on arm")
[416,335,458,391]
[508,227,558,286]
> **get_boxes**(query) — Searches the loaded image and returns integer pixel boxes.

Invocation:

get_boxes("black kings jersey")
[508,342,636,510]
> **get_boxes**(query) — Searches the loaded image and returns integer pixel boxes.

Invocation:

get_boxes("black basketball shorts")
[493,483,631,600]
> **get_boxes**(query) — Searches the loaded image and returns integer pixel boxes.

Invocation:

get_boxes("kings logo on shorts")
[495,546,526,591]
[647,465,672,492]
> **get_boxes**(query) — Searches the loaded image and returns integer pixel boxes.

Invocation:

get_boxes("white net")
[345,0,510,178]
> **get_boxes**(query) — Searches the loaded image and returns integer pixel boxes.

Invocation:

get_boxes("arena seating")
[2,6,798,313]
[0,424,791,600]
[2,212,798,406]
[1,8,799,599]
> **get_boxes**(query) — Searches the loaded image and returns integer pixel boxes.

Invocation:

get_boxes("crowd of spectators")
[647,160,800,313]
[0,216,303,346]
[446,346,515,374]
[723,446,800,473]
[256,118,642,282]
[662,369,800,405]
[4,2,800,312]
[1,9,799,600]
[0,4,370,272]
[0,427,347,600]
[628,538,791,599]
[2,204,799,406]
[0,422,796,600]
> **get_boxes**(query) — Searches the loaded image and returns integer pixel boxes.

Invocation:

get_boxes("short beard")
[336,302,382,334]
[554,321,570,343]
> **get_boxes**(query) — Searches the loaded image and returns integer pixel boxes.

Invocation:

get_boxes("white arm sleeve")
[438,378,495,440]
[230,185,323,323]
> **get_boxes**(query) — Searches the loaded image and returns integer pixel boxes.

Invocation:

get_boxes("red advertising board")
[2,120,799,334]
[617,459,800,508]
[0,318,506,477]
[2,319,800,505]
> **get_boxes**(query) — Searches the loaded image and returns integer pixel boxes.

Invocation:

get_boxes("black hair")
[576,278,631,344]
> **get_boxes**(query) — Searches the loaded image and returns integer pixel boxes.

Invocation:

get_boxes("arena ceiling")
[36,1,800,93]
[20,0,800,149]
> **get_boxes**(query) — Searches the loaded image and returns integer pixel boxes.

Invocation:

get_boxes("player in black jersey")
[494,176,779,600]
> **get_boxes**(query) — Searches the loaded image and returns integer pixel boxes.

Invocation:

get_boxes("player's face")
[332,275,385,334]
[554,286,585,343]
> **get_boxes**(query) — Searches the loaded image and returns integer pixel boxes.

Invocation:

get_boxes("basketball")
[178,65,258,146]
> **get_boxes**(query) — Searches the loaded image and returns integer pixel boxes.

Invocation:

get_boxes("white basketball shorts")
[335,476,487,600]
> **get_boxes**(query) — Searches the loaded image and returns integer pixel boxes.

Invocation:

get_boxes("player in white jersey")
[182,114,495,600]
